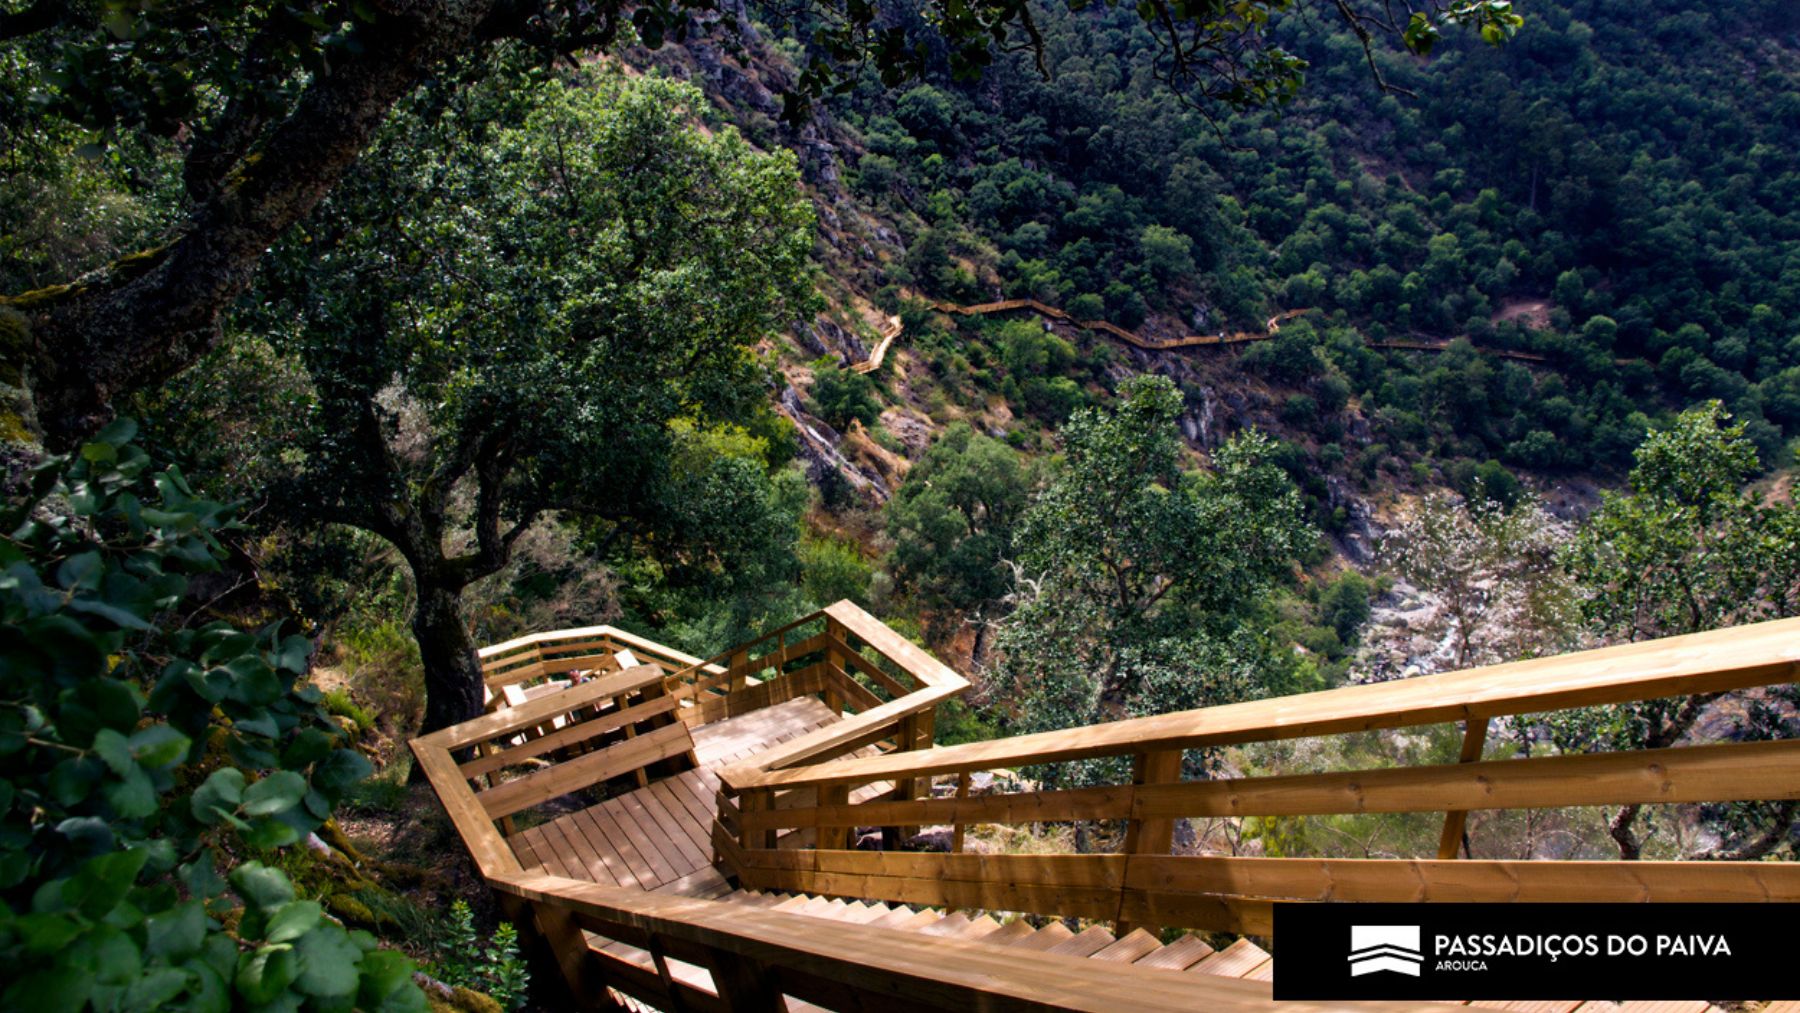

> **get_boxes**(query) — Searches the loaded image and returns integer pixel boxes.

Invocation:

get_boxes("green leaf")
[67,849,149,920]
[145,899,207,960]
[355,949,419,1010]
[293,925,363,998]
[14,912,81,953]
[103,763,158,818]
[272,633,312,673]
[229,862,294,910]
[121,966,191,1011]
[56,550,104,591]
[242,770,307,816]
[191,767,245,823]
[311,748,373,796]
[93,417,140,447]
[67,595,155,630]
[3,967,91,1010]
[89,922,145,984]
[242,816,302,850]
[93,728,135,775]
[235,945,299,1004]
[264,900,322,944]
[128,724,191,769]
[179,854,228,900]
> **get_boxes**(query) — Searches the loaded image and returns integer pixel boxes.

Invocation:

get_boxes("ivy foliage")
[0,420,417,1011]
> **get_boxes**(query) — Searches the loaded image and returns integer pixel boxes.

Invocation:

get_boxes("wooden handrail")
[418,665,667,752]
[735,737,1800,832]
[489,871,1467,1012]
[728,616,1800,790]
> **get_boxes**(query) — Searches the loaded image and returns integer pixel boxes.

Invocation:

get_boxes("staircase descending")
[597,889,1270,1012]
[413,602,1800,1012]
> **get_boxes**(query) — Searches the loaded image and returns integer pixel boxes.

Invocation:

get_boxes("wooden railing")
[421,609,1797,1009]
[717,616,1800,936]
[417,602,1034,1011]
[478,623,718,700]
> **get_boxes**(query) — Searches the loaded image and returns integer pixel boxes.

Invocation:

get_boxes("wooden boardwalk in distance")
[844,295,1645,373]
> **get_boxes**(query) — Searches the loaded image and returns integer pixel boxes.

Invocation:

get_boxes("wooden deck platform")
[510,696,885,898]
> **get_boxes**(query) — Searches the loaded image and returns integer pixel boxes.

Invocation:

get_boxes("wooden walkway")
[510,697,887,898]
[505,696,1727,1013]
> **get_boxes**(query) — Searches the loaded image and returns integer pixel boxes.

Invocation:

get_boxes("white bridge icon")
[1349,925,1423,977]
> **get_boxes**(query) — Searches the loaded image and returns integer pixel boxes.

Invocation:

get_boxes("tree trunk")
[413,579,485,736]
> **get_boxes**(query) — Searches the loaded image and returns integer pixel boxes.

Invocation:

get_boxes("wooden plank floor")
[512,696,883,896]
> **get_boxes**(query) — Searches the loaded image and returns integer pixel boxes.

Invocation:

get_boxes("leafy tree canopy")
[989,376,1310,784]
[885,421,1032,622]
[1556,401,1800,859]
[218,63,814,731]
[0,0,1522,444]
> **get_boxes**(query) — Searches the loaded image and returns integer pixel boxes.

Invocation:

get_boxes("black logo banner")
[1273,903,1799,1000]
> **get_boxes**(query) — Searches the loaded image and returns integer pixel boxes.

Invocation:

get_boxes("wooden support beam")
[740,789,776,851]
[706,949,783,1013]
[533,902,622,1011]
[824,619,847,715]
[816,783,851,851]
[1117,750,1182,937]
[1437,716,1489,859]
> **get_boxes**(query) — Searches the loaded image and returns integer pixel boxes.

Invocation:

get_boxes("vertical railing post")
[1437,715,1490,859]
[707,949,783,1012]
[882,711,934,844]
[823,617,846,716]
[1116,749,1182,938]
[950,771,971,853]
[729,644,749,696]
[740,788,776,852]
[818,782,851,851]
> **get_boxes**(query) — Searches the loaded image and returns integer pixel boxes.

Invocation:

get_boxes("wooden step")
[1011,922,1076,950]
[1133,934,1214,971]
[1045,926,1117,958]
[867,905,924,929]
[1190,938,1270,978]
[980,920,1039,946]
[1092,928,1163,963]
[839,901,888,924]
[918,912,976,937]
[895,907,946,931]
[956,915,1005,941]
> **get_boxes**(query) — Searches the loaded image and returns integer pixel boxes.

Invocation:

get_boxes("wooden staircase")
[594,888,1268,1012]
[414,603,1800,1012]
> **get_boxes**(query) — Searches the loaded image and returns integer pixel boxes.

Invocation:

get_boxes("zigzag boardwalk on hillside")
[848,295,1638,373]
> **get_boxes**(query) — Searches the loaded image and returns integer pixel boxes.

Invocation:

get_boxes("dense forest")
[812,0,1800,477]
[1,0,1797,1008]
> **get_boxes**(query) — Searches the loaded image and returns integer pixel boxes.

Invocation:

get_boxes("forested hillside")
[791,0,1800,477]
[2,1,1798,1008]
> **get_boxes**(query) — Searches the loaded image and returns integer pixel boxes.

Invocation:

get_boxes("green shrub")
[0,420,414,1011]
[429,901,530,1011]
[323,686,376,734]
[807,358,881,431]
[799,535,873,606]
